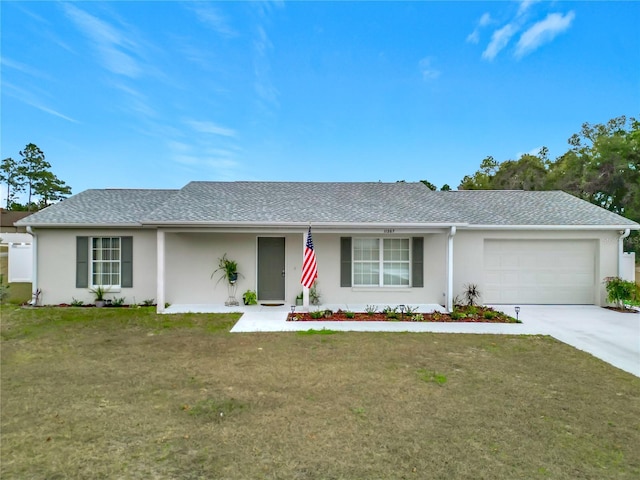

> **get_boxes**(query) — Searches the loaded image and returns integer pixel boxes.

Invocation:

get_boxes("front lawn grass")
[2,307,639,479]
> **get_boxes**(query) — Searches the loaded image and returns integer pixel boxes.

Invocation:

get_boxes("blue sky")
[1,1,638,202]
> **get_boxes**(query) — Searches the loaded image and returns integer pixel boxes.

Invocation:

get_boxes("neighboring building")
[15,182,639,310]
[1,209,32,233]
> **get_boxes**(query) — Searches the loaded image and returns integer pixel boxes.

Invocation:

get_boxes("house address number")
[383,229,395,234]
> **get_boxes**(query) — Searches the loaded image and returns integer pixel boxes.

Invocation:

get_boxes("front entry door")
[257,237,285,301]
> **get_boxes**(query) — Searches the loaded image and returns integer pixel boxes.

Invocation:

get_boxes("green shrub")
[383,306,398,319]
[604,276,639,309]
[404,305,418,315]
[242,290,257,305]
[0,285,9,305]
[450,311,465,320]
[310,310,324,319]
[466,305,479,316]
[483,310,497,319]
[112,297,126,307]
[365,305,377,315]
[345,310,355,319]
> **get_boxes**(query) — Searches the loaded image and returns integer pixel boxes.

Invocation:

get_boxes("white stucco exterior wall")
[32,227,622,307]
[33,228,157,305]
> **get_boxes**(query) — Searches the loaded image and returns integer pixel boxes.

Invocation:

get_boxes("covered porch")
[155,226,459,313]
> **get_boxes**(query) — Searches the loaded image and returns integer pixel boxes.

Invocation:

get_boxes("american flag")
[301,226,318,288]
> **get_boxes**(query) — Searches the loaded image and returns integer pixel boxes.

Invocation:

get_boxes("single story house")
[15,181,639,311]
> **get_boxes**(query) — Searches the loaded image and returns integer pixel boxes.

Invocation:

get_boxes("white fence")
[9,243,33,282]
[621,252,636,282]
[0,233,33,283]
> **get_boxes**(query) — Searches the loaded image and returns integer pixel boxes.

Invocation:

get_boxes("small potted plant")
[90,285,109,307]
[211,254,240,285]
[242,289,257,305]
[295,292,303,306]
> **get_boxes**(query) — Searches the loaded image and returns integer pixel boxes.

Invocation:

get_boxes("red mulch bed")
[288,307,519,323]
[603,306,639,314]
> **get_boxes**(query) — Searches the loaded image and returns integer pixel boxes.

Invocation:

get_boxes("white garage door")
[484,240,596,304]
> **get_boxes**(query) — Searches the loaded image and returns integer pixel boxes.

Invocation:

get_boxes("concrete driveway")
[491,305,640,377]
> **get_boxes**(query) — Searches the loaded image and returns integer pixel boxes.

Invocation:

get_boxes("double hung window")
[353,238,410,287]
[91,237,121,287]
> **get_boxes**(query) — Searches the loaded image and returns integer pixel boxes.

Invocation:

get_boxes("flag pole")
[302,227,310,309]
[301,223,317,311]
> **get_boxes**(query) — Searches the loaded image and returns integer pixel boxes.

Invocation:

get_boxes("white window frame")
[90,237,122,289]
[352,238,411,287]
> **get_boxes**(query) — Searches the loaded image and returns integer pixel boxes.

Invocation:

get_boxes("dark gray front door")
[257,237,285,301]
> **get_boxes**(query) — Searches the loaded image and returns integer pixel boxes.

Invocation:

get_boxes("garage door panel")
[521,256,539,268]
[485,256,499,269]
[484,240,595,304]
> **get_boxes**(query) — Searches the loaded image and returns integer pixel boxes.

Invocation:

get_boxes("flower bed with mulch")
[288,306,520,323]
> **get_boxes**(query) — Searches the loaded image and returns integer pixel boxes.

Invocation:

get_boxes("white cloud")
[482,23,518,60]
[185,120,237,138]
[479,12,492,27]
[3,82,79,123]
[517,0,540,17]
[63,3,142,78]
[467,13,492,44]
[187,3,236,38]
[515,11,576,58]
[168,141,241,180]
[253,24,280,109]
[476,2,574,61]
[418,57,441,80]
[1,57,50,79]
[108,82,156,119]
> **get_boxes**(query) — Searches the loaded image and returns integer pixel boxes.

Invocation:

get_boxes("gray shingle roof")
[16,182,638,228]
[15,189,178,225]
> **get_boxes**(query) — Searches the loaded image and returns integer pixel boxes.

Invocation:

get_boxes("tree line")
[422,115,639,252]
[3,116,638,251]
[1,143,72,211]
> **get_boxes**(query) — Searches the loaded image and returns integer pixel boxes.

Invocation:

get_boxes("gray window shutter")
[340,237,352,287]
[76,237,89,288]
[412,237,424,288]
[121,236,133,288]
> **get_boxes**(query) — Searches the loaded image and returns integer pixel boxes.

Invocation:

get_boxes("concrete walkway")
[164,303,640,377]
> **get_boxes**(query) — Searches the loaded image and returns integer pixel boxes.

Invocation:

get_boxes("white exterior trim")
[463,224,639,231]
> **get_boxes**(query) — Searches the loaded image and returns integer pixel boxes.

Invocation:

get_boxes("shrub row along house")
[15,181,639,312]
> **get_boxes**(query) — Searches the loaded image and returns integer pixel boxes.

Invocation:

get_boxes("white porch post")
[156,229,165,313]
[446,226,456,312]
[302,231,309,309]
